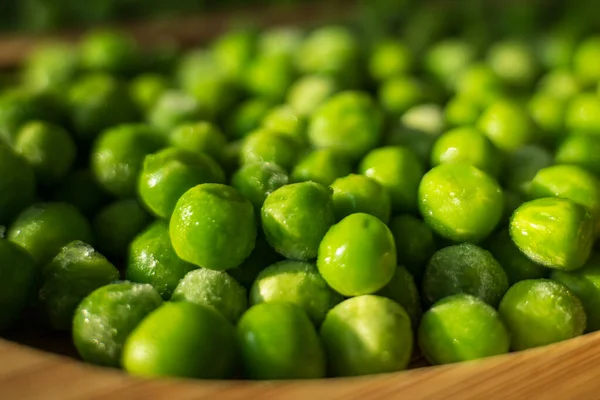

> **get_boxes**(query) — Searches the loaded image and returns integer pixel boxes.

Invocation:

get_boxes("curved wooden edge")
[1,332,600,400]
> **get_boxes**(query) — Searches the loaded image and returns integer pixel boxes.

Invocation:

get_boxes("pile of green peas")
[1,18,600,380]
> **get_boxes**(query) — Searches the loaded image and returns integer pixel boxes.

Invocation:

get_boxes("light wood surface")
[1,331,600,400]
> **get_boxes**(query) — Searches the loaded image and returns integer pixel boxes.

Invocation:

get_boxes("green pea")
[419,294,510,365]
[565,93,600,134]
[148,91,204,132]
[8,202,93,266]
[240,129,300,172]
[250,260,342,326]
[139,148,224,219]
[320,295,413,377]
[129,73,170,113]
[258,27,303,57]
[318,213,396,296]
[93,199,151,259]
[456,64,504,107]
[127,221,197,299]
[171,269,247,323]
[286,74,338,117]
[485,229,548,285]
[0,240,36,331]
[231,162,289,212]
[378,76,425,117]
[39,241,119,330]
[401,104,445,137]
[330,174,391,223]
[211,29,256,79]
[168,121,227,163]
[292,149,352,186]
[503,144,553,194]
[261,181,335,260]
[425,39,475,89]
[419,163,504,243]
[170,183,256,270]
[262,105,307,145]
[73,282,163,367]
[552,255,600,332]
[487,40,539,88]
[510,198,594,271]
[499,279,586,350]
[528,92,566,139]
[444,96,482,128]
[376,266,422,328]
[369,40,413,81]
[389,214,437,282]
[243,55,295,101]
[537,69,580,100]
[477,99,535,152]
[573,36,600,86]
[309,91,383,161]
[555,133,600,176]
[122,302,236,379]
[68,73,138,141]
[360,146,424,213]
[91,124,164,198]
[537,32,576,70]
[423,243,508,307]
[227,98,274,139]
[0,144,36,225]
[23,42,78,93]
[14,121,76,186]
[80,30,140,75]
[431,127,501,177]
[238,302,326,380]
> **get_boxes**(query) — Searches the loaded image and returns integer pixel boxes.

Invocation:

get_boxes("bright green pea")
[487,40,539,88]
[369,40,413,81]
[240,129,300,172]
[419,163,504,243]
[238,302,326,380]
[93,199,151,259]
[431,127,501,177]
[39,241,119,330]
[122,302,236,379]
[129,73,170,113]
[227,98,274,139]
[91,124,164,198]
[0,144,36,225]
[258,27,303,57]
[318,213,396,296]
[419,294,510,365]
[376,266,422,328]
[8,202,93,266]
[231,162,288,212]
[211,29,256,79]
[378,76,425,117]
[243,55,295,101]
[309,91,383,161]
[425,39,476,89]
[262,105,306,145]
[423,243,508,307]
[250,260,343,326]
[555,133,600,176]
[503,144,553,194]
[360,146,424,213]
[510,198,594,271]
[14,121,76,186]
[537,69,580,100]
[565,93,600,134]
[330,174,391,223]
[401,104,445,137]
[170,184,256,270]
[389,214,436,282]
[528,92,566,139]
[552,255,600,332]
[80,30,140,75]
[292,149,352,186]
[499,279,586,350]
[138,148,225,219]
[477,99,535,152]
[444,96,482,128]
[73,282,163,367]
[0,240,36,331]
[456,64,504,106]
[573,36,600,86]
[286,74,337,117]
[127,221,197,299]
[320,295,413,377]
[23,42,79,92]
[68,73,138,141]
[261,181,335,260]
[168,121,227,163]
[148,91,204,132]
[171,269,247,323]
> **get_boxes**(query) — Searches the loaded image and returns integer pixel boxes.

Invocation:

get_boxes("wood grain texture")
[1,331,600,400]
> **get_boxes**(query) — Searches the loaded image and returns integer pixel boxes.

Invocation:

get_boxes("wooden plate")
[2,331,600,399]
